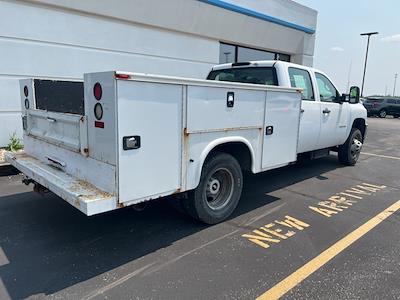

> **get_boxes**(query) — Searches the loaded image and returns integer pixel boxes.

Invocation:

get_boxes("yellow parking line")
[362,152,400,160]
[257,200,400,300]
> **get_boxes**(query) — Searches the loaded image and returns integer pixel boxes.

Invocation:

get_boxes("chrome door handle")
[323,108,331,114]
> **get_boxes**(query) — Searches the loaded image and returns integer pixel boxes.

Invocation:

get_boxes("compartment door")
[262,91,301,169]
[117,81,183,203]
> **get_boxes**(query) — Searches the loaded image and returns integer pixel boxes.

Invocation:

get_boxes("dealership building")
[0,0,317,146]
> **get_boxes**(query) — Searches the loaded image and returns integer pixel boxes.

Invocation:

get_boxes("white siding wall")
[0,0,220,146]
[0,0,316,146]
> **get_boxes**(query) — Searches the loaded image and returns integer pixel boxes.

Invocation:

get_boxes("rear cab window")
[288,67,314,101]
[207,67,278,86]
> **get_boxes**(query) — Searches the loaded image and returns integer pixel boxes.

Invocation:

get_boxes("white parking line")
[361,152,400,160]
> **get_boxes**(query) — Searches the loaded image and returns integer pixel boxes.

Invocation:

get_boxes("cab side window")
[288,68,314,101]
[315,73,339,102]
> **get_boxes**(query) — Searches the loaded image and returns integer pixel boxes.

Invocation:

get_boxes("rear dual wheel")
[183,153,243,224]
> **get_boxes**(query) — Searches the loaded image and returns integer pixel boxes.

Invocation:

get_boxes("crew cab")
[6,61,367,224]
[208,61,367,158]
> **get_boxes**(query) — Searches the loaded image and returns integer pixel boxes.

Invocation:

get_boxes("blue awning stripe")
[198,0,316,34]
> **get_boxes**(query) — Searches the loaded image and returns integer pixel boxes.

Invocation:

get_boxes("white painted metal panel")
[319,102,350,148]
[186,86,265,132]
[117,80,183,203]
[297,100,321,153]
[262,90,301,169]
[84,72,118,165]
[185,129,262,191]
[26,110,86,153]
[23,135,116,194]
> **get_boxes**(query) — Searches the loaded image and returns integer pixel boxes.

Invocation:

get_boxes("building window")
[219,43,290,64]
[237,47,275,62]
[219,43,236,64]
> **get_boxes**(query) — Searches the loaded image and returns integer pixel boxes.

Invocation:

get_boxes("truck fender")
[190,136,256,190]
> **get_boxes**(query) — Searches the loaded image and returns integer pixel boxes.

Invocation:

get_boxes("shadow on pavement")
[0,156,343,299]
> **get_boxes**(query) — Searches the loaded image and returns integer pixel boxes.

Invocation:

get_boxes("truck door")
[288,67,321,153]
[315,72,350,148]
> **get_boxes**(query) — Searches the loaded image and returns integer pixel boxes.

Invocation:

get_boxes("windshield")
[207,67,278,86]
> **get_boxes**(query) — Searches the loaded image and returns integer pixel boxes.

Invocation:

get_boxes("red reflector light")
[93,82,102,100]
[115,73,131,80]
[24,86,28,97]
[95,121,104,128]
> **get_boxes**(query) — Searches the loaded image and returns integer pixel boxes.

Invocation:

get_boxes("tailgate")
[21,78,88,154]
[26,109,88,154]
[5,151,117,216]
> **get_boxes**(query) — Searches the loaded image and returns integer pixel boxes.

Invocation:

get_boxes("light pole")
[394,73,398,97]
[360,32,379,97]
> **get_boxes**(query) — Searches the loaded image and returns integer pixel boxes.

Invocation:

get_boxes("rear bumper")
[5,151,118,216]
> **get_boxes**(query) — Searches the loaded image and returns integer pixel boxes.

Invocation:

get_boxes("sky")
[295,0,400,96]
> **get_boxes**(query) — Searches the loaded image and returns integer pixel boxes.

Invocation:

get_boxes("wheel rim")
[205,167,234,211]
[350,133,363,160]
[380,110,387,118]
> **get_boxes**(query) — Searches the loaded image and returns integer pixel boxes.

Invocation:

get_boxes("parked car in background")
[363,97,400,118]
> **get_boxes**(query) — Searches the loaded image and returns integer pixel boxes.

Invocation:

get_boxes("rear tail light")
[373,102,380,108]
[93,82,102,100]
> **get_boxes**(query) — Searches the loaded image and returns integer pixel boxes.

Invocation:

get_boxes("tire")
[379,109,387,118]
[183,153,243,224]
[394,115,399,118]
[338,128,363,166]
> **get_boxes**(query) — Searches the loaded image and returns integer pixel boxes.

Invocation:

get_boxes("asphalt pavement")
[0,117,399,300]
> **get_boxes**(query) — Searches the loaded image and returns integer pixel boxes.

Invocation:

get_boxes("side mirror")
[349,86,360,104]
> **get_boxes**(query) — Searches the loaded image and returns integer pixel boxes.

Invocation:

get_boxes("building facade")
[0,0,317,146]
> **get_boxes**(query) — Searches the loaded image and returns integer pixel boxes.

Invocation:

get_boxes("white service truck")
[6,61,367,224]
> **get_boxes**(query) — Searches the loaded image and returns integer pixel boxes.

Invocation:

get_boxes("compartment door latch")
[227,92,234,108]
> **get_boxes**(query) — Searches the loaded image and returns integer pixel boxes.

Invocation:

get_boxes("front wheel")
[183,153,243,224]
[338,128,363,166]
[379,109,387,118]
